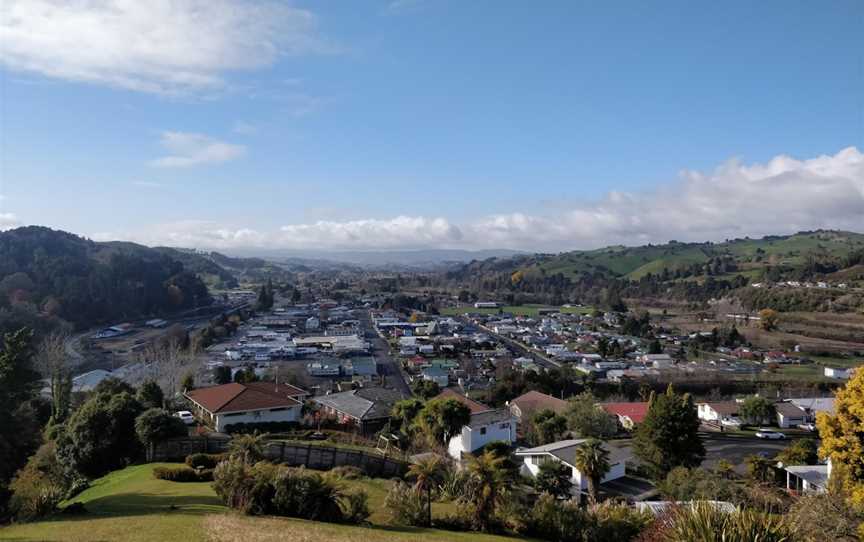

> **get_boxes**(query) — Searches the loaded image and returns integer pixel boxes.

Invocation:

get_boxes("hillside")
[0,227,212,332]
[0,463,526,542]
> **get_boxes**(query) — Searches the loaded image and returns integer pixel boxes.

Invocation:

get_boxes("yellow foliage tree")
[758,308,779,331]
[511,270,524,286]
[818,368,864,505]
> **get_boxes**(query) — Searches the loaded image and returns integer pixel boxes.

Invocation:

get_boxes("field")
[0,464,524,542]
[440,304,593,317]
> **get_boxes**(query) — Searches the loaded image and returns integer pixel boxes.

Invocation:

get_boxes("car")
[755,428,786,439]
[798,423,817,432]
[175,410,195,425]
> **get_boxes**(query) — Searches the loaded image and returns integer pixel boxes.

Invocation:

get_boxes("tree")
[55,391,144,478]
[412,380,440,400]
[213,365,232,385]
[134,408,187,461]
[633,385,704,480]
[534,460,572,499]
[648,339,663,355]
[818,368,864,504]
[415,398,471,448]
[137,380,164,409]
[531,409,568,446]
[566,392,617,439]
[391,398,424,435]
[746,454,775,483]
[759,308,779,331]
[0,328,42,517]
[657,466,741,502]
[180,372,195,391]
[573,438,610,504]
[407,455,445,526]
[739,396,776,426]
[464,450,509,531]
[35,332,73,423]
[776,438,819,466]
[229,433,266,464]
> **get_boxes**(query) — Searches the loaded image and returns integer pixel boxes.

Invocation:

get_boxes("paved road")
[357,310,412,396]
[456,315,561,370]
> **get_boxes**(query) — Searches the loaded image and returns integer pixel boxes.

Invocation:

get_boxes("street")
[357,310,412,396]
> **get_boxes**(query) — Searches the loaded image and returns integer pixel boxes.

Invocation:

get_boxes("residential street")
[358,310,412,396]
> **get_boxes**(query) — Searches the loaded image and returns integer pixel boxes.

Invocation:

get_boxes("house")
[824,366,854,380]
[697,402,741,425]
[508,390,569,422]
[775,402,807,429]
[311,387,405,435]
[516,439,628,494]
[474,302,500,309]
[788,397,836,422]
[784,463,829,494]
[184,382,308,432]
[435,389,516,460]
[599,402,650,430]
[421,366,450,387]
[638,354,674,369]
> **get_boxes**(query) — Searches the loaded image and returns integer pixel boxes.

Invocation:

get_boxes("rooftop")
[185,381,306,414]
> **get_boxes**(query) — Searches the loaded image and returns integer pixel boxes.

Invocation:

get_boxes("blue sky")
[1,0,862,251]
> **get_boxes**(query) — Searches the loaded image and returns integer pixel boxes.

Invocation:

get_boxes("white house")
[185,382,307,432]
[784,463,829,494]
[436,389,516,460]
[697,402,742,426]
[824,366,854,380]
[775,402,807,429]
[516,439,628,494]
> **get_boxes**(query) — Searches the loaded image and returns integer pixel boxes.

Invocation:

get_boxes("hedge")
[223,421,300,434]
[152,466,214,482]
[185,453,227,469]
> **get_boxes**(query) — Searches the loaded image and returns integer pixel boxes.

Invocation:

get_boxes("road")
[357,310,412,396]
[456,315,561,370]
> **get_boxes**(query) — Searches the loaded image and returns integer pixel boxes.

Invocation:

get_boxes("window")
[499,423,509,429]
[269,407,288,412]
[224,412,246,417]
[480,427,487,435]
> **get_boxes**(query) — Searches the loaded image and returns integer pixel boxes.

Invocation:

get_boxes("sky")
[1,0,863,253]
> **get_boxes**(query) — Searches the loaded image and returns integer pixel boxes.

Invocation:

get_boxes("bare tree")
[36,332,74,422]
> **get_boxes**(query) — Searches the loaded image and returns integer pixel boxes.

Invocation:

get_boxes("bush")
[224,421,299,434]
[152,466,213,482]
[339,490,371,524]
[330,465,364,480]
[528,493,588,542]
[649,502,792,542]
[185,453,226,470]
[385,481,427,526]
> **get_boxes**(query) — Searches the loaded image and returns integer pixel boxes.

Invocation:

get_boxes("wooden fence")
[152,437,407,478]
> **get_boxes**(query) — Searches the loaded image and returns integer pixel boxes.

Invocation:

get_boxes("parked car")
[798,423,817,432]
[755,428,786,439]
[175,410,195,425]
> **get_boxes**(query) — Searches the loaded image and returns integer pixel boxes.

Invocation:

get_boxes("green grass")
[0,464,520,542]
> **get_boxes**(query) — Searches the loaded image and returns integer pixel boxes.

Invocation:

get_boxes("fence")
[152,437,407,478]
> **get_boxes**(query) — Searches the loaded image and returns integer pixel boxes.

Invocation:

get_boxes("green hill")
[0,464,526,542]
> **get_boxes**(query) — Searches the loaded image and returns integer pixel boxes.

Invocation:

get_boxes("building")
[474,302,500,309]
[508,390,569,422]
[436,389,516,460]
[784,464,829,494]
[516,439,628,494]
[788,397,836,422]
[638,354,674,369]
[697,402,741,426]
[421,366,450,387]
[311,387,405,435]
[824,366,854,380]
[775,402,807,429]
[599,402,650,430]
[184,382,307,432]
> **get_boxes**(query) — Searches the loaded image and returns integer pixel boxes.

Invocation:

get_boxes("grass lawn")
[0,464,521,542]
[441,304,593,317]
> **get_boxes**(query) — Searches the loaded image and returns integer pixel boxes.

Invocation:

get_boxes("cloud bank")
[92,147,864,251]
[150,132,246,168]
[0,0,333,94]
[0,213,20,231]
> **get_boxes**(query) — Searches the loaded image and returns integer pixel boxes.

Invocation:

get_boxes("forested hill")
[153,248,297,287]
[0,227,212,332]
[443,230,864,306]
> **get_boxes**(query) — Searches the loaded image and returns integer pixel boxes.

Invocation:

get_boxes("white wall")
[215,405,301,432]
[448,416,516,459]
[520,454,626,492]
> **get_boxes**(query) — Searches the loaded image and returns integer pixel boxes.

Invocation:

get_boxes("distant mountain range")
[220,248,526,269]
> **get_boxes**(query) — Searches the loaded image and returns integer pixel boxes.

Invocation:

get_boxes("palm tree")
[229,432,266,464]
[465,450,509,531]
[407,455,445,526]
[573,438,610,504]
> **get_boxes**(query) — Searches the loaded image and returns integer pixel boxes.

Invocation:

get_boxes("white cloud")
[470,146,864,250]
[0,213,20,231]
[92,147,864,252]
[150,132,246,168]
[0,0,335,95]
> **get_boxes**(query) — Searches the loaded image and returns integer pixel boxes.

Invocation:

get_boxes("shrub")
[185,453,226,470]
[271,466,342,522]
[339,490,370,524]
[8,481,64,522]
[384,481,427,526]
[224,421,299,434]
[649,502,792,542]
[330,465,364,480]
[528,493,588,542]
[588,502,652,542]
[152,466,213,482]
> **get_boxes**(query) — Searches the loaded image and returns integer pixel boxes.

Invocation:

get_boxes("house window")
[480,427,487,435]
[224,412,246,417]
[269,407,288,412]
[499,423,509,429]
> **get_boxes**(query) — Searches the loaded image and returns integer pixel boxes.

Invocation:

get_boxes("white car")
[755,428,785,439]
[798,423,817,432]
[175,410,195,425]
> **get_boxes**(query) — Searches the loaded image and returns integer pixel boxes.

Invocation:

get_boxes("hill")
[0,463,526,542]
[443,230,864,307]
[0,227,212,333]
